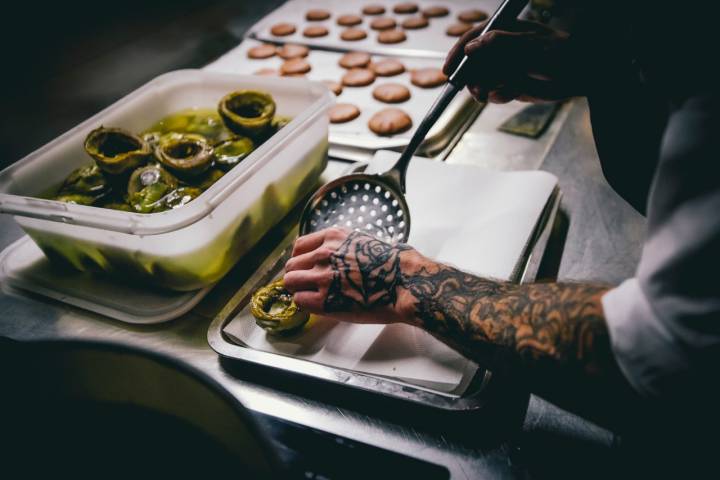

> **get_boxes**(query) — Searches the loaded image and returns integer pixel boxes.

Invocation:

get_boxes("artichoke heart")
[218,90,276,138]
[54,193,97,206]
[155,133,214,177]
[146,108,233,144]
[142,131,162,150]
[213,136,254,171]
[61,164,108,194]
[84,127,151,175]
[251,279,309,335]
[193,168,225,190]
[272,115,292,131]
[127,164,178,213]
[161,186,203,210]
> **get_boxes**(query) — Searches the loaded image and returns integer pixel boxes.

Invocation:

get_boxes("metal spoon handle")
[387,0,528,192]
[386,83,460,192]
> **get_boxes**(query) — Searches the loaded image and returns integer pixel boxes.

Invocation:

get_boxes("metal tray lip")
[207,185,561,411]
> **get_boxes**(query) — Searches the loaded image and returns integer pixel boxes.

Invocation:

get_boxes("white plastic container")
[0,70,333,291]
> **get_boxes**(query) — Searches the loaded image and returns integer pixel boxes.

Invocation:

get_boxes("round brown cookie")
[422,6,449,18]
[322,80,343,96]
[254,68,279,76]
[377,29,407,44]
[339,51,372,69]
[458,9,488,23]
[277,43,309,59]
[303,25,329,37]
[280,58,312,75]
[340,28,368,41]
[446,22,472,37]
[270,22,296,36]
[368,108,413,135]
[337,14,363,26]
[393,2,419,14]
[306,9,331,21]
[410,67,447,88]
[401,16,429,29]
[372,58,405,76]
[362,4,386,15]
[329,103,361,123]
[247,43,277,59]
[372,83,411,103]
[370,17,396,30]
[341,68,376,87]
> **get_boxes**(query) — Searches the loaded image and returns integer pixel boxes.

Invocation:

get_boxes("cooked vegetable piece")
[213,136,254,171]
[161,187,203,210]
[100,201,135,212]
[218,90,276,138]
[59,165,109,195]
[127,164,178,213]
[146,108,233,144]
[84,127,151,175]
[251,278,310,334]
[192,168,225,190]
[155,133,214,177]
[142,131,162,150]
[272,115,292,131]
[54,193,97,206]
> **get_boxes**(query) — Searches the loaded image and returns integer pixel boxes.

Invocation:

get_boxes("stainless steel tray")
[248,0,504,59]
[206,39,484,162]
[207,186,561,411]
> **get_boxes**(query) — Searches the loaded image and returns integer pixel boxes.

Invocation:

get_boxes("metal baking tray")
[205,39,484,162]
[248,0,504,59]
[207,185,561,411]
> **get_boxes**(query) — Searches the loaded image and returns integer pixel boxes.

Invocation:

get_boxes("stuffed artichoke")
[251,279,309,335]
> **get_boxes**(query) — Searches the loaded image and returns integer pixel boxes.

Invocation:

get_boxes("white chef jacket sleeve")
[601,93,720,398]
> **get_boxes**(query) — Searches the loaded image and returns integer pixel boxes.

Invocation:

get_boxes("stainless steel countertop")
[0,98,646,478]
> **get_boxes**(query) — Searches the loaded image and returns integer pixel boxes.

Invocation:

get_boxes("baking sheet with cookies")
[248,0,504,59]
[205,39,483,160]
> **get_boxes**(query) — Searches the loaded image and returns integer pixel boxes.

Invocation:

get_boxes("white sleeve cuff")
[602,278,689,398]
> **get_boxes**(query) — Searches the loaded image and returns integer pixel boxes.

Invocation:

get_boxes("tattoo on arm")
[325,231,411,312]
[324,232,613,381]
[402,263,611,377]
[322,232,628,424]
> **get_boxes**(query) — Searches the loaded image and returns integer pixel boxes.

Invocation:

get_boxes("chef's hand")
[443,20,584,104]
[284,228,425,324]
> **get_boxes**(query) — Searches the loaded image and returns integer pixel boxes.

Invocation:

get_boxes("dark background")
[0,0,284,171]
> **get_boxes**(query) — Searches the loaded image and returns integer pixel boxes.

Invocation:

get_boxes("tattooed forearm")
[402,261,612,377]
[318,231,633,425]
[324,231,411,312]
[324,232,613,378]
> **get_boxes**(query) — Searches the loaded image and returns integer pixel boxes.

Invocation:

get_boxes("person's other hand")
[283,228,423,324]
[443,20,583,104]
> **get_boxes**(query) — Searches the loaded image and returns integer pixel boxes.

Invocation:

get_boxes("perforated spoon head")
[299,173,411,244]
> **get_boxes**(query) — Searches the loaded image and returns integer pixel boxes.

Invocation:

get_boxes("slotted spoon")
[299,0,528,243]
